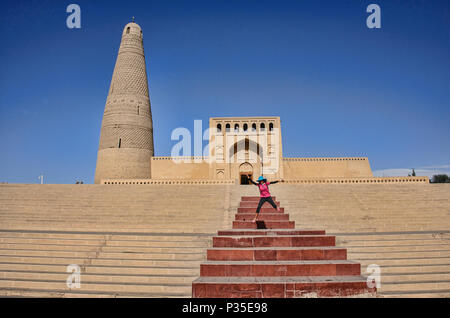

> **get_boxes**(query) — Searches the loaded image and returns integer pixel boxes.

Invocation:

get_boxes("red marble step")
[217,229,326,236]
[213,235,335,248]
[237,207,285,213]
[241,196,276,201]
[232,220,295,229]
[240,201,280,208]
[207,247,347,261]
[235,213,290,221]
[192,276,376,298]
[200,260,361,277]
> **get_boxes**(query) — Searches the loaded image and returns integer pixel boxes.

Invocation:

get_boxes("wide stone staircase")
[192,196,375,297]
[0,184,227,297]
[0,231,210,297]
[0,183,449,297]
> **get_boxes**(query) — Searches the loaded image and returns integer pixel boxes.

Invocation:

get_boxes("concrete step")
[0,243,209,254]
[340,244,450,252]
[232,221,295,229]
[0,279,192,295]
[379,290,450,298]
[0,232,108,240]
[336,233,450,241]
[0,263,199,276]
[241,196,277,201]
[217,229,326,236]
[192,275,375,298]
[100,246,207,254]
[343,234,449,241]
[0,255,204,267]
[235,214,289,221]
[1,241,211,253]
[237,207,285,213]
[239,201,280,208]
[381,272,450,283]
[106,240,211,248]
[0,270,198,285]
[0,231,211,243]
[0,289,121,298]
[338,239,450,247]
[359,264,450,275]
[1,244,100,252]
[199,260,361,277]
[0,249,98,259]
[96,252,205,261]
[348,250,450,259]
[379,281,450,292]
[0,287,190,298]
[0,237,105,246]
[356,257,450,267]
[207,247,347,261]
[213,235,336,248]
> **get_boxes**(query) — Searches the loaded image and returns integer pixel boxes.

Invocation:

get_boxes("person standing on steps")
[246,174,284,222]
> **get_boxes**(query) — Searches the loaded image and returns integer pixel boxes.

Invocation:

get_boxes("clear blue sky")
[1,0,449,183]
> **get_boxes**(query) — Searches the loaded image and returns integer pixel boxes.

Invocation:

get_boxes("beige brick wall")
[151,158,211,179]
[95,148,152,183]
[283,157,373,178]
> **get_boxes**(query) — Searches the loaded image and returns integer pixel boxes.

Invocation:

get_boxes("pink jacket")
[257,182,271,197]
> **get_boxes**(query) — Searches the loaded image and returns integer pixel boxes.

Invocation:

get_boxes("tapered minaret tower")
[94,21,154,183]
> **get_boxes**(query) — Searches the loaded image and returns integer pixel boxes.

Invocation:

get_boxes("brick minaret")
[95,21,154,184]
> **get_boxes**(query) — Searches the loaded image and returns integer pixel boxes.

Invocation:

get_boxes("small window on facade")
[260,123,265,131]
[243,123,248,131]
[217,124,222,133]
[252,123,256,132]
[225,124,230,132]
[137,106,140,115]
[126,27,130,34]
[269,123,274,131]
[118,138,122,148]
[234,124,239,132]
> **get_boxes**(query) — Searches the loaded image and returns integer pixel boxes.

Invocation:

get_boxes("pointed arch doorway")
[239,162,253,185]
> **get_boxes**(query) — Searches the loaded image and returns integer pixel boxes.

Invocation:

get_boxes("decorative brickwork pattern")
[109,53,149,96]
[98,126,153,150]
[95,22,154,184]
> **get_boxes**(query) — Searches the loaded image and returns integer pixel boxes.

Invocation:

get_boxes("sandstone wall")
[150,157,211,179]
[282,157,373,178]
[146,156,373,181]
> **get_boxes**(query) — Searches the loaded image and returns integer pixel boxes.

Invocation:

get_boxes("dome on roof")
[122,22,142,37]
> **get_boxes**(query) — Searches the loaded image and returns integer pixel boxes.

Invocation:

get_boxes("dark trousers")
[256,196,277,213]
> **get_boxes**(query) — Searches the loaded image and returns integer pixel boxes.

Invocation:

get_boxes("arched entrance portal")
[228,138,264,184]
[239,162,253,185]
